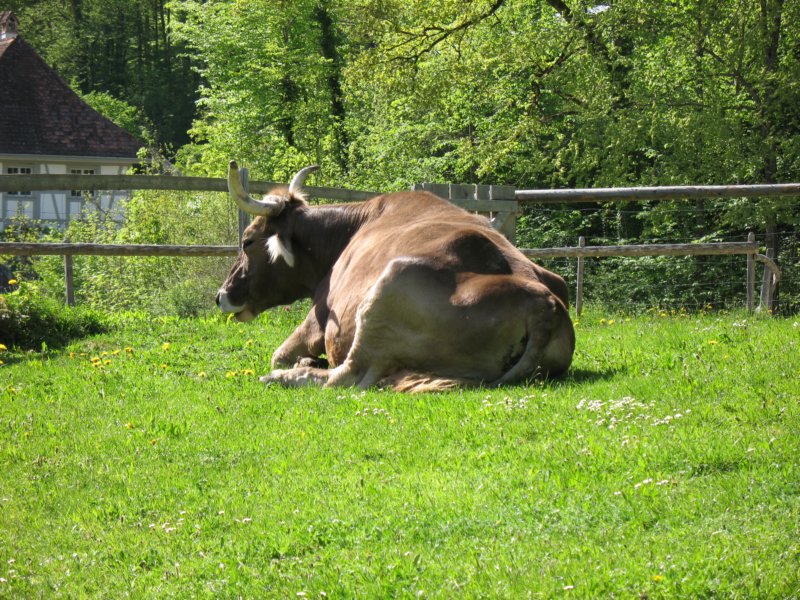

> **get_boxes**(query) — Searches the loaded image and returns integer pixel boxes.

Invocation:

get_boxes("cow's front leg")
[270,305,327,368]
[260,366,329,388]
[260,361,372,389]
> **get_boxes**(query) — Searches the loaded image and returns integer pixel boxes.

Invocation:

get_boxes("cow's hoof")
[294,356,329,369]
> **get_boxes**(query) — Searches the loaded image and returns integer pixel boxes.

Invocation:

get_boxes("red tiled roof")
[0,35,143,159]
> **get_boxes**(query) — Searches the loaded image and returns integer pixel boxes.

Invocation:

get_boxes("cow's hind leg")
[323,257,455,390]
[488,292,574,386]
[325,360,385,389]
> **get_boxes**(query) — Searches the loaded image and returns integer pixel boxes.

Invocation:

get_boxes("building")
[0,11,143,229]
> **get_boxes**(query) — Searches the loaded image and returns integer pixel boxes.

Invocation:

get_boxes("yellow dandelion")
[708,340,718,345]
[69,352,76,359]
[225,371,238,378]
[0,359,4,366]
[162,342,171,351]
[599,318,607,325]
[241,369,255,376]
[608,319,615,325]
[161,363,169,370]
[101,351,109,357]
[652,574,664,583]
[124,347,134,354]
[124,422,134,429]
[0,344,7,352]
[197,371,207,378]
[111,349,121,356]
[103,360,112,366]
[7,279,17,285]
[245,339,254,347]
[91,356,102,363]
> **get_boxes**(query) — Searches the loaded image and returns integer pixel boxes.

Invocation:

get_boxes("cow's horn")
[227,160,286,217]
[289,165,320,193]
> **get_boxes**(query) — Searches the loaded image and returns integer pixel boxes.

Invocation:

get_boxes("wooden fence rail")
[3,174,800,203]
[0,173,379,203]
[516,183,800,203]
[0,173,791,312]
[0,242,237,257]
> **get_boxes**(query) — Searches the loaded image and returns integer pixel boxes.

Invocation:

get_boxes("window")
[6,166,32,196]
[3,166,35,221]
[70,168,95,198]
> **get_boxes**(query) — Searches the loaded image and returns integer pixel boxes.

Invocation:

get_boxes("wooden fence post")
[489,185,517,244]
[746,232,755,312]
[64,254,75,306]
[238,167,249,244]
[576,236,585,317]
[760,247,776,312]
[414,183,519,243]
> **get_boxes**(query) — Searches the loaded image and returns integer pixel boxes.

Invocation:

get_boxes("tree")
[169,0,350,181]
[7,0,199,151]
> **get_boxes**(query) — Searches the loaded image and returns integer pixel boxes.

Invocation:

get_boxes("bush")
[1,188,236,317]
[0,280,106,351]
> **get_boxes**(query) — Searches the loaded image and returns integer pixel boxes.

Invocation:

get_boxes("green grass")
[1,307,798,597]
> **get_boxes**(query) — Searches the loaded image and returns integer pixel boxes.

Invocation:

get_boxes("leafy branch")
[383,0,506,63]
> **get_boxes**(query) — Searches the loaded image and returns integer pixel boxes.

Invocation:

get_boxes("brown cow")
[216,161,574,392]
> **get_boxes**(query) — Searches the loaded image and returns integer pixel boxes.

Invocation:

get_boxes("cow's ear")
[267,233,295,267]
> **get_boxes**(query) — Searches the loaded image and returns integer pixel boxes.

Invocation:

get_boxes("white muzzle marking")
[217,290,247,314]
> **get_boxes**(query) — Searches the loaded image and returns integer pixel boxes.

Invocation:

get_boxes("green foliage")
[7,189,236,317]
[101,188,235,316]
[0,280,105,351]
[79,91,155,145]
[0,311,798,595]
[170,0,348,181]
[168,0,799,277]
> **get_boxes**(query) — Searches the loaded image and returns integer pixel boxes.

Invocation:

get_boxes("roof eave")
[0,153,141,166]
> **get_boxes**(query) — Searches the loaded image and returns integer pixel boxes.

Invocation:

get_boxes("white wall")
[0,158,135,229]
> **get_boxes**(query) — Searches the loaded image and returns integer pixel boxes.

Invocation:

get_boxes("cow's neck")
[296,202,370,278]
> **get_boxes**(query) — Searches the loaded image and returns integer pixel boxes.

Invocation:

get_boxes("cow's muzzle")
[216,290,256,322]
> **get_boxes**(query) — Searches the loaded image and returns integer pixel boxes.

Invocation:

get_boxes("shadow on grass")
[548,365,626,387]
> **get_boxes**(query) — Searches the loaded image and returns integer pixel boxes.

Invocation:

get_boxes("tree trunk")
[758,0,784,309]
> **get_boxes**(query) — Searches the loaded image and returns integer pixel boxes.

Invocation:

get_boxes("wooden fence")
[0,173,792,313]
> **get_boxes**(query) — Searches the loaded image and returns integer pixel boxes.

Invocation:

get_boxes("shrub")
[0,280,106,351]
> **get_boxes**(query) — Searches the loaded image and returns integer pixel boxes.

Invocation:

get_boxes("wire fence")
[534,254,760,313]
[519,200,798,313]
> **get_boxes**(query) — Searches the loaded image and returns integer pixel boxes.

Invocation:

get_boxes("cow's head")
[216,160,318,322]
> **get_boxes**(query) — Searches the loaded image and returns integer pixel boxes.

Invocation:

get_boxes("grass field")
[1,307,798,597]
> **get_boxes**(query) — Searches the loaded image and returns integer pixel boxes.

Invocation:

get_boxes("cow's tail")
[491,302,575,387]
[381,370,480,394]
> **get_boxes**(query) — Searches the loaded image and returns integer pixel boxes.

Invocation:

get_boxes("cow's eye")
[242,239,255,250]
